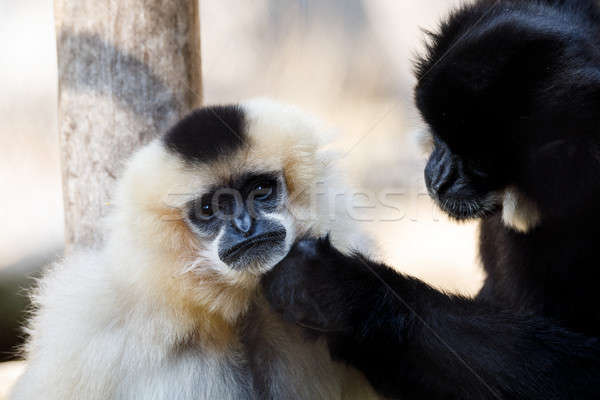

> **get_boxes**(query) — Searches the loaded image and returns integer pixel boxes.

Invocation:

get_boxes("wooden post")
[54,0,202,249]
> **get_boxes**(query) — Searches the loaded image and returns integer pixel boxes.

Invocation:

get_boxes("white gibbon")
[11,99,379,400]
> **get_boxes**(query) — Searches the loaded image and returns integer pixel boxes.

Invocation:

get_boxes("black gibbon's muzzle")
[425,142,493,201]
[425,143,459,198]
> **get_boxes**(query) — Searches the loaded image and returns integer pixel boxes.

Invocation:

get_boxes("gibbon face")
[185,170,289,271]
[414,0,600,232]
[110,99,333,321]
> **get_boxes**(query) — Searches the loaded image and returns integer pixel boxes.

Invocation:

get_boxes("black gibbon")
[11,99,379,399]
[263,1,600,398]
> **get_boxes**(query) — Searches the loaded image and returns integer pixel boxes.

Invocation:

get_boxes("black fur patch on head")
[163,105,247,163]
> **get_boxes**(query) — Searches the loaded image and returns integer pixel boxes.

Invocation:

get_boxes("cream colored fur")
[11,99,379,400]
[502,187,541,233]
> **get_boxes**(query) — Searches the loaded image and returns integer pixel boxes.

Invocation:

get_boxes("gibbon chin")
[11,99,379,400]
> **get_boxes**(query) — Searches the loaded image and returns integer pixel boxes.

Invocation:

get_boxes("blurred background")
[0,0,479,395]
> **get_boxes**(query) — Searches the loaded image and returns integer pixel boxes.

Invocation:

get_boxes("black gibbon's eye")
[252,181,274,201]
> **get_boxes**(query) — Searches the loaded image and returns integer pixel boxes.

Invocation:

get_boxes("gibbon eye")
[190,197,214,221]
[200,203,213,217]
[252,181,274,201]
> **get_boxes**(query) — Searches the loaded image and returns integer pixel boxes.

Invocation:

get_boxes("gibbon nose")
[233,211,253,235]
[425,142,456,197]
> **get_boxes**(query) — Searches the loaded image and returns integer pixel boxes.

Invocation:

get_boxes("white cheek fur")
[502,187,541,233]
[180,226,228,275]
[260,211,296,271]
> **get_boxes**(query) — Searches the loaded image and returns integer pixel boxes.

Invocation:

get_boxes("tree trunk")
[54,0,202,250]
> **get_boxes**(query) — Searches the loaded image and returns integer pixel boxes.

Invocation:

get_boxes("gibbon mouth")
[220,230,287,266]
[434,195,501,220]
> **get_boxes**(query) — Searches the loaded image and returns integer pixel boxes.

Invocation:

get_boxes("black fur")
[263,238,600,399]
[263,0,600,398]
[163,105,246,163]
[417,0,600,221]
[416,0,600,335]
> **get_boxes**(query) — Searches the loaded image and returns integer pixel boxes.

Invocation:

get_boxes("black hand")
[262,237,392,334]
[264,238,600,400]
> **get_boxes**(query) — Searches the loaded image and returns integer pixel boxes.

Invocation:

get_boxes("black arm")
[262,238,600,399]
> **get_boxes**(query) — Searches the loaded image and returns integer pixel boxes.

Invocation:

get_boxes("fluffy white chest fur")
[11,250,375,400]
